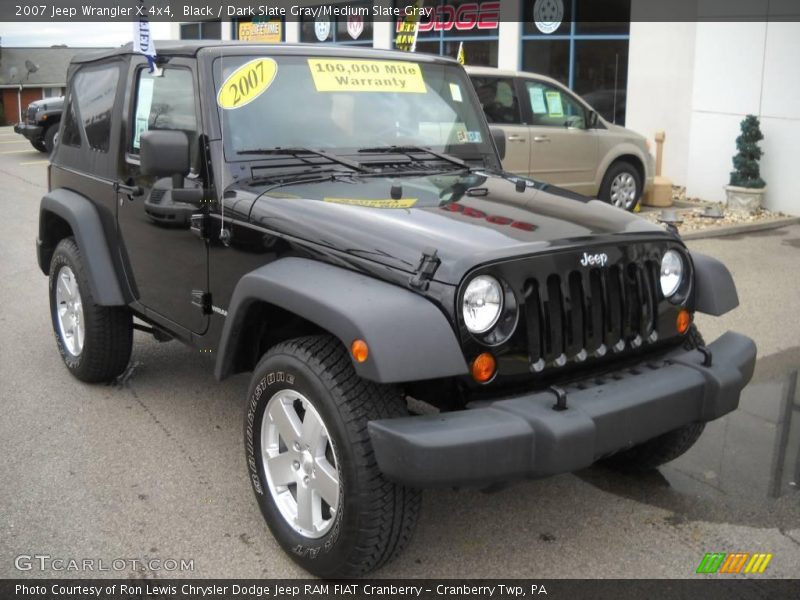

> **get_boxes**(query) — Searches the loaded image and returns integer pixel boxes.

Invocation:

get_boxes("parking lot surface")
[0,126,798,578]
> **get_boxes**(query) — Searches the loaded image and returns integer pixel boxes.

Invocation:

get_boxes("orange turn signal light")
[471,352,497,384]
[351,339,369,363]
[676,309,692,334]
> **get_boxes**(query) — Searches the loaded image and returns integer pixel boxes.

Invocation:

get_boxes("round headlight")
[463,276,503,334]
[660,250,684,298]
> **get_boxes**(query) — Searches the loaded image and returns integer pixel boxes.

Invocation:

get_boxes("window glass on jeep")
[71,65,120,152]
[61,98,81,148]
[212,55,494,161]
[131,68,197,159]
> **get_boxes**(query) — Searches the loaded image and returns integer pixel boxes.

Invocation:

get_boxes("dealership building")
[172,0,800,215]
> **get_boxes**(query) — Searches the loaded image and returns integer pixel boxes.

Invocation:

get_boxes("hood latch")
[409,248,441,291]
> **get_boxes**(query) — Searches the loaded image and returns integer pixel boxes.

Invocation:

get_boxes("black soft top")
[70,40,458,66]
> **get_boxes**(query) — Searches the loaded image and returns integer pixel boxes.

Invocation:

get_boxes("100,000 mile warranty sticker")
[308,59,426,93]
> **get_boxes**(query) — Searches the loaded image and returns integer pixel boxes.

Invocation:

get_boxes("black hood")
[244,171,671,285]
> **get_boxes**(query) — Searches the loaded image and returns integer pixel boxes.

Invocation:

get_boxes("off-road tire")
[44,124,58,154]
[244,335,420,577]
[602,326,707,471]
[599,160,642,212]
[49,237,133,382]
[31,139,47,153]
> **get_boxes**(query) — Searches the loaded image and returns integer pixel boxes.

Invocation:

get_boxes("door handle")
[507,135,526,142]
[114,181,143,197]
[533,136,551,143]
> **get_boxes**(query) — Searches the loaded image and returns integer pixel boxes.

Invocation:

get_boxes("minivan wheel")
[600,161,642,211]
[49,237,133,382]
[244,335,420,577]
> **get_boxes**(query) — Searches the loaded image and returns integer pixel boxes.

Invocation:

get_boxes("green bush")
[729,114,766,188]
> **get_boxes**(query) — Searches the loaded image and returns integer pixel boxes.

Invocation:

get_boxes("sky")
[0,22,173,47]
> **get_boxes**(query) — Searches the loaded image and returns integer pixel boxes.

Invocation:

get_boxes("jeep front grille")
[522,260,659,372]
[27,106,37,123]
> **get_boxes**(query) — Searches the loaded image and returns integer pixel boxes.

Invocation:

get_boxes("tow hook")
[550,385,568,411]
[698,345,713,367]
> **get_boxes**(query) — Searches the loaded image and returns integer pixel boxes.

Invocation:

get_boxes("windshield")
[212,54,496,165]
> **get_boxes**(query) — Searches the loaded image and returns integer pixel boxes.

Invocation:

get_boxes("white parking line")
[0,140,28,144]
[1,149,38,154]
[20,160,49,166]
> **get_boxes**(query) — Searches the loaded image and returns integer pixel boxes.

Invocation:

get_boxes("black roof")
[70,41,457,66]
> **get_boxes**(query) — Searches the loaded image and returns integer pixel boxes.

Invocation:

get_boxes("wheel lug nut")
[293,442,301,451]
[292,461,300,471]
[303,476,309,485]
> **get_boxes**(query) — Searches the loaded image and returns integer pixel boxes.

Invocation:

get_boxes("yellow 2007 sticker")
[308,59,426,93]
[217,58,278,109]
[324,197,418,209]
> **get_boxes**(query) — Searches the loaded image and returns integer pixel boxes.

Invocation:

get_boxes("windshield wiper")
[357,145,469,169]
[237,146,369,173]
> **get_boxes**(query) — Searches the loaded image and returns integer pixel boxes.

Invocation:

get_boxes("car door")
[521,78,599,195]
[117,59,209,335]
[469,75,530,176]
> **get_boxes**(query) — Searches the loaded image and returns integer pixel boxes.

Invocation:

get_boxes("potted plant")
[725,114,766,213]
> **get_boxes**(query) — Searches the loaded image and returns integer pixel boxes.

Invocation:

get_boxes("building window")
[43,87,64,98]
[300,2,373,45]
[521,0,630,124]
[394,1,501,67]
[521,40,570,87]
[180,21,221,40]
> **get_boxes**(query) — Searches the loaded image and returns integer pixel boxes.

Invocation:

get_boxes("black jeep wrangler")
[38,42,756,577]
[14,96,63,153]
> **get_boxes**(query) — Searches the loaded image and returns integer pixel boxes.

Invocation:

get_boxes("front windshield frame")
[205,49,500,169]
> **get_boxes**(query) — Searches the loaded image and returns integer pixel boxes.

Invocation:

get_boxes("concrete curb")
[680,216,800,241]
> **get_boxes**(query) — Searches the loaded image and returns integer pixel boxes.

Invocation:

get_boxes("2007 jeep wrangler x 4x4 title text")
[38,42,756,577]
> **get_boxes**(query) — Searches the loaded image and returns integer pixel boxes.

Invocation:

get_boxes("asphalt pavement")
[0,126,798,579]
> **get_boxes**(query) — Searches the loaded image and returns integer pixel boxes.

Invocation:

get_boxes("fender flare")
[214,258,469,383]
[38,188,126,306]
[691,252,739,316]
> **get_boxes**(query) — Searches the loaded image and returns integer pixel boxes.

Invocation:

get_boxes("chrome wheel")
[610,171,638,209]
[262,389,340,539]
[55,265,84,356]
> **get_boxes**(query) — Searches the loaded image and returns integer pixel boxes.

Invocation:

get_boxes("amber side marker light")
[677,309,692,334]
[351,339,369,363]
[471,352,497,383]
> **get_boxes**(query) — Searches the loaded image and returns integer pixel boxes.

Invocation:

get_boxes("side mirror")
[587,111,599,129]
[140,129,190,178]
[490,126,506,160]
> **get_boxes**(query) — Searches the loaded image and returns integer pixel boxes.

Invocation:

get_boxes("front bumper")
[13,122,42,141]
[368,331,756,487]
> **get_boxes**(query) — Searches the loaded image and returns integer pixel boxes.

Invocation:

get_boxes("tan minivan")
[466,66,654,211]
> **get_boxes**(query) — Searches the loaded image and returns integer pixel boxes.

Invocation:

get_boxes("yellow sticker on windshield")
[217,58,278,109]
[324,197,418,209]
[308,59,426,93]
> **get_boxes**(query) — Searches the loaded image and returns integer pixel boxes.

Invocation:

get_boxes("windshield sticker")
[467,131,482,143]
[217,58,278,109]
[530,87,548,114]
[545,90,564,117]
[324,197,418,209]
[449,83,463,102]
[308,59,426,93]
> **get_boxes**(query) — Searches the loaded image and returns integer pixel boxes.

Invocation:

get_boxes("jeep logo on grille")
[580,252,609,267]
